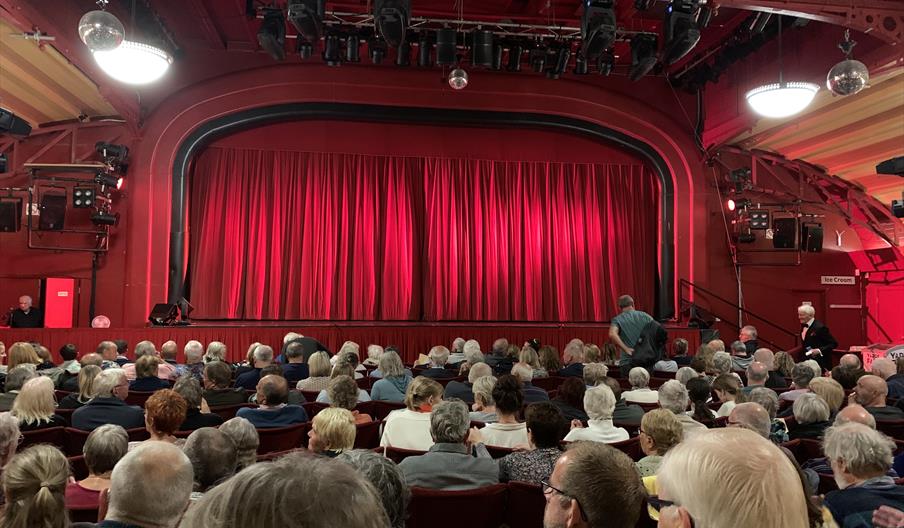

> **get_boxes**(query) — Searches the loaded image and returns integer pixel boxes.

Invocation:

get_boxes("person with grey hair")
[65,424,128,510]
[564,384,629,443]
[743,361,769,395]
[398,400,498,490]
[659,379,706,437]
[747,387,788,443]
[822,423,904,525]
[233,344,273,390]
[183,340,205,381]
[739,324,759,356]
[236,375,307,428]
[9,294,42,328]
[219,417,259,471]
[511,362,549,404]
[174,375,224,430]
[788,392,832,440]
[462,344,486,371]
[0,412,20,471]
[796,303,838,373]
[469,375,499,423]
[97,340,119,368]
[71,369,145,431]
[801,358,822,380]
[486,338,514,375]
[582,363,608,388]
[779,363,817,403]
[753,348,788,389]
[0,364,37,412]
[675,366,699,387]
[609,294,655,370]
[280,340,310,386]
[730,340,754,371]
[421,346,454,379]
[363,344,384,367]
[712,351,735,378]
[557,339,586,378]
[203,341,227,363]
[183,427,237,499]
[123,340,177,382]
[338,449,410,528]
[621,367,659,404]
[103,441,194,528]
[369,350,413,403]
[444,362,491,405]
[800,404,890,483]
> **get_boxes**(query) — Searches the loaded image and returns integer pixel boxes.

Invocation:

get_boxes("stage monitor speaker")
[0,198,22,232]
[801,222,823,252]
[38,193,66,231]
[772,217,798,249]
[148,303,179,326]
[0,108,32,137]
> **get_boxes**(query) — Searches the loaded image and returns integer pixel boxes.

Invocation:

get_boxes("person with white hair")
[203,341,227,363]
[656,428,810,528]
[822,423,904,525]
[581,363,608,388]
[369,350,413,403]
[233,344,274,390]
[469,375,499,423]
[103,441,195,528]
[72,369,145,431]
[122,340,177,382]
[183,340,205,380]
[564,384,629,444]
[444,362,491,404]
[752,348,788,389]
[511,363,549,403]
[9,294,42,328]
[788,392,832,440]
[795,304,838,373]
[675,366,700,387]
[779,363,816,403]
[337,449,410,528]
[738,325,758,356]
[621,367,659,404]
[659,380,706,437]
[557,339,586,378]
[421,346,455,379]
[363,344,384,367]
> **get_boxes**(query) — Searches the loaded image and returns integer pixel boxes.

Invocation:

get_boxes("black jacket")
[71,397,145,431]
[802,320,839,371]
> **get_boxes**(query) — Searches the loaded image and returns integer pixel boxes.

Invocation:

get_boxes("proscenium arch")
[169,102,677,320]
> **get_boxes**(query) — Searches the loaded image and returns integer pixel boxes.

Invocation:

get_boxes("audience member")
[11,376,65,431]
[800,404,890,481]
[444,362,490,404]
[201,361,247,407]
[54,344,81,390]
[279,341,310,386]
[324,375,373,423]
[179,340,203,380]
[729,340,753,371]
[538,346,562,374]
[558,339,585,378]
[753,348,788,389]
[369,351,412,403]
[543,441,646,528]
[101,441,194,528]
[0,444,69,528]
[582,363,608,388]
[7,342,42,370]
[550,377,589,423]
[499,402,566,484]
[564,384,629,444]
[399,400,498,490]
[853,375,904,421]
[840,353,863,370]
[112,339,129,366]
[218,417,259,471]
[182,452,388,528]
[486,338,515,375]
[519,347,549,379]
[742,361,769,395]
[234,344,274,390]
[780,363,816,403]
[672,338,692,367]
[0,365,36,412]
[832,364,865,390]
[711,351,736,380]
[337,450,409,528]
[183,427,236,500]
[65,424,128,510]
[296,351,332,392]
[457,341,486,375]
[609,295,655,371]
[61,353,103,392]
[33,344,56,371]
[308,407,357,457]
[511,363,550,403]
[469,375,499,423]
[160,341,180,369]
[122,340,177,381]
[727,401,772,439]
[622,367,658,404]
[380,376,443,451]
[712,373,744,418]
[174,375,223,430]
[363,344,384,367]
[808,376,845,416]
[788,392,832,440]
[58,364,101,409]
[675,366,699,387]
[774,351,796,378]
[72,369,144,431]
[602,377,644,425]
[654,339,681,372]
[237,375,308,428]
[872,357,903,400]
[129,355,170,392]
[479,374,529,448]
[686,377,716,424]
[139,389,188,445]
[636,408,683,477]
[0,413,19,503]
[659,380,706,437]
[738,325,759,356]
[420,346,454,379]
[747,387,788,443]
[203,341,227,363]
[656,428,809,528]
[822,423,904,526]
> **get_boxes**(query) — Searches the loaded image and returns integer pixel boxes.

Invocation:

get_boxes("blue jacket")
[129,377,170,392]
[824,476,904,527]
[282,363,310,385]
[236,404,308,428]
[234,368,262,390]
[72,397,145,431]
[558,363,584,378]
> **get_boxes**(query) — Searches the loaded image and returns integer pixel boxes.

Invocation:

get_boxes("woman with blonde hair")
[584,344,602,363]
[469,375,498,423]
[0,444,69,528]
[774,351,796,379]
[807,376,845,415]
[58,365,101,409]
[307,407,356,457]
[636,409,683,477]
[518,347,547,379]
[297,351,332,392]
[11,377,64,431]
[6,343,40,370]
[379,376,443,451]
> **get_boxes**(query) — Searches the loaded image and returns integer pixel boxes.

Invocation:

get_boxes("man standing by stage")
[798,304,838,373]
[609,295,654,370]
[9,295,43,328]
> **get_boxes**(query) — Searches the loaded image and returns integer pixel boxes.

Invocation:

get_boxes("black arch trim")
[170,103,676,320]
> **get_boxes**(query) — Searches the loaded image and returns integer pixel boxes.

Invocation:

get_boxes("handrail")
[680,279,800,350]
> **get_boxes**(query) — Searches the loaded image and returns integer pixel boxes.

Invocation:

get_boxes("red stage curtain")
[189,147,659,321]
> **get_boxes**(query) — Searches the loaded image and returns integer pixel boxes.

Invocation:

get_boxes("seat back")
[408,484,508,528]
[371,401,406,420]
[300,390,321,402]
[531,376,564,392]
[486,445,514,459]
[97,488,110,522]
[876,419,904,439]
[126,427,150,442]
[208,403,255,420]
[354,420,382,449]
[506,481,544,528]
[68,455,90,480]
[55,390,73,401]
[54,408,75,426]
[257,423,309,454]
[610,436,643,461]
[124,390,156,407]
[20,426,66,450]
[64,427,91,457]
[383,445,426,464]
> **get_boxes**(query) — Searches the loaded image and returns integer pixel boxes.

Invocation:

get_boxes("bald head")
[840,354,862,369]
[752,348,775,370]
[80,352,103,367]
[257,374,289,406]
[871,358,896,380]
[108,441,193,528]
[834,404,876,429]
[854,375,888,408]
[746,362,768,385]
[729,402,771,439]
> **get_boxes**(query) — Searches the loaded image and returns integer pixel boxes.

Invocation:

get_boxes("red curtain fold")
[189,147,658,321]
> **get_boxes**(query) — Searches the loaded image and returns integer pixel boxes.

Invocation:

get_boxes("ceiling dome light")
[745,82,819,118]
[93,40,172,85]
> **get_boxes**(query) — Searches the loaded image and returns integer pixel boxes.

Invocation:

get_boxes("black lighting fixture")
[436,28,457,65]
[323,34,341,66]
[506,43,524,72]
[629,34,658,81]
[573,54,589,74]
[662,0,701,65]
[396,39,411,66]
[748,209,770,230]
[38,192,66,231]
[892,193,904,219]
[95,142,129,169]
[257,8,286,61]
[597,50,615,75]
[346,34,361,62]
[546,45,571,79]
[736,231,756,244]
[417,33,432,67]
[369,39,386,64]
[287,0,325,43]
[94,171,122,190]
[73,186,95,208]
[297,39,313,59]
[581,0,617,60]
[0,108,31,137]
[491,44,504,70]
[530,43,547,72]
[374,0,411,48]
[91,211,119,227]
[471,30,494,68]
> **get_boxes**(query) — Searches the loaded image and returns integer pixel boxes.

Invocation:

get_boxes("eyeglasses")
[541,480,587,521]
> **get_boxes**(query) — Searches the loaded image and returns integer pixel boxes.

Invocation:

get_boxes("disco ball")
[826,58,869,96]
[78,10,125,52]
[448,68,469,90]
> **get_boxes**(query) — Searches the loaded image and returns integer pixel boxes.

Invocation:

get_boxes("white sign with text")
[821,276,856,285]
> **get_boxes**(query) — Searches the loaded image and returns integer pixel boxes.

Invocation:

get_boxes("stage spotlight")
[346,34,361,62]
[448,68,469,90]
[374,0,411,48]
[417,34,432,67]
[73,186,95,208]
[506,44,524,72]
[629,34,658,81]
[436,28,457,65]
[369,39,386,64]
[574,54,589,74]
[597,50,615,75]
[94,172,120,189]
[663,0,701,65]
[530,44,547,72]
[471,30,494,68]
[95,142,129,168]
[298,40,313,59]
[727,198,736,211]
[287,0,324,43]
[634,0,654,10]
[581,0,616,60]
[396,40,411,66]
[257,8,286,61]
[748,209,770,230]
[91,211,119,226]
[729,167,752,193]
[546,45,571,79]
[323,34,341,66]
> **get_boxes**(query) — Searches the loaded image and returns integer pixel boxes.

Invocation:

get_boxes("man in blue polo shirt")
[609,295,654,370]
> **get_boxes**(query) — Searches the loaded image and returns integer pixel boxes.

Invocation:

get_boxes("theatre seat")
[610,437,643,461]
[20,426,66,450]
[68,455,90,480]
[407,483,508,528]
[877,420,904,439]
[97,488,110,522]
[300,390,321,402]
[64,427,148,457]
[124,391,156,407]
[54,408,75,426]
[485,445,514,459]
[531,376,565,392]
[209,403,255,420]
[381,446,426,464]
[505,481,544,528]
[371,401,406,420]
[354,420,382,449]
[256,423,309,454]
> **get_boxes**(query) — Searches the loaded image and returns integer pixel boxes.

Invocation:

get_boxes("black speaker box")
[0,108,32,137]
[148,303,179,325]
[38,193,67,231]
[801,223,824,252]
[772,217,798,249]
[0,198,22,232]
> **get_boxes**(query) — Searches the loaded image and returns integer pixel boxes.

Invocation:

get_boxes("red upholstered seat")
[371,401,406,420]
[354,420,382,449]
[64,427,148,457]
[66,454,99,522]
[486,445,514,459]
[505,481,544,528]
[256,448,305,462]
[209,403,255,420]
[780,438,824,466]
[300,390,321,402]
[636,402,660,413]
[381,446,426,464]
[55,390,73,401]
[610,436,643,461]
[20,426,66,450]
[877,419,904,440]
[356,376,372,390]
[124,391,156,407]
[97,488,110,522]
[407,484,508,528]
[256,423,309,454]
[649,378,669,389]
[68,455,90,480]
[531,376,565,392]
